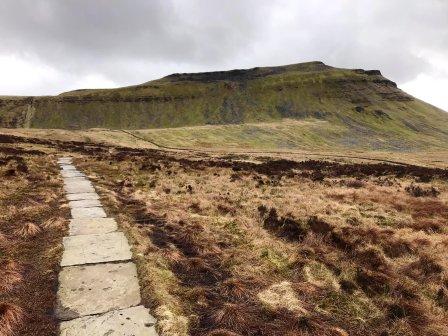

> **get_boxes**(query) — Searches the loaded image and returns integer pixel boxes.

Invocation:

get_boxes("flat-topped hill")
[0,61,447,150]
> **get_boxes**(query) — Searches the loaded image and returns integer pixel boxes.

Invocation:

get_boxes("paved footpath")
[56,157,158,336]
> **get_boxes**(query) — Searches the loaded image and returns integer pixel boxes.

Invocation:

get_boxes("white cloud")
[66,74,117,93]
[0,54,118,96]
[401,74,448,111]
[400,49,448,111]
[0,54,59,95]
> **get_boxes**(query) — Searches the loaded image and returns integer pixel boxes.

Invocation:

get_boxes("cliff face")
[0,62,447,146]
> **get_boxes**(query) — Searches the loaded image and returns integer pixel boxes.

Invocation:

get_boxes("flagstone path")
[56,157,158,336]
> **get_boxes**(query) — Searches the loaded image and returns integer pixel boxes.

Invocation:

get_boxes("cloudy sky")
[0,0,447,111]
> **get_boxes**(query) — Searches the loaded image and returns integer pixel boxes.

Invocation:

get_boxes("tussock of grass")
[154,305,189,336]
[303,262,340,290]
[316,290,382,325]
[209,303,257,334]
[41,217,66,230]
[257,281,308,315]
[206,329,241,336]
[13,222,41,239]
[0,302,24,336]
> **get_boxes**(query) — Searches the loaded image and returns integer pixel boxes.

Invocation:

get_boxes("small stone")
[257,281,308,315]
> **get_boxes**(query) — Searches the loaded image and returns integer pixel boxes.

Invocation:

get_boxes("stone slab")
[69,218,118,236]
[68,199,102,209]
[71,206,107,219]
[58,159,72,164]
[64,178,90,184]
[66,193,99,201]
[61,172,85,178]
[56,262,141,320]
[61,165,77,171]
[61,232,131,266]
[64,180,92,187]
[64,175,87,180]
[64,183,96,194]
[59,305,158,336]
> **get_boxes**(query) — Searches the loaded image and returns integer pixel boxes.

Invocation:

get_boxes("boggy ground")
[1,133,448,336]
[0,144,69,335]
[67,144,448,336]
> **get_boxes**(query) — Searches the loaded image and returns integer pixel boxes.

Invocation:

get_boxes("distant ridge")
[0,61,447,150]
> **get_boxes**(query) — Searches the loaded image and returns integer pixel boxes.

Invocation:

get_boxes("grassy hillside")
[133,116,448,151]
[0,61,447,150]
[1,126,448,169]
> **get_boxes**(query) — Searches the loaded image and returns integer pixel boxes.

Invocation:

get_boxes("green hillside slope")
[0,61,447,150]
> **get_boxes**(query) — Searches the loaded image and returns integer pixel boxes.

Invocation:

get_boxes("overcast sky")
[0,0,447,111]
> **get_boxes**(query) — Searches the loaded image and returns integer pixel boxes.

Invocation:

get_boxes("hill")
[0,61,447,150]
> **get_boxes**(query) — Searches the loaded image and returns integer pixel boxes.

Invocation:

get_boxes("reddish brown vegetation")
[0,260,23,292]
[68,141,447,336]
[2,133,448,336]
[405,183,440,197]
[0,302,24,336]
[0,148,68,336]
[13,222,41,239]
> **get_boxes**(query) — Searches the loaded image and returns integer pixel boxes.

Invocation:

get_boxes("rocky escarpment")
[0,61,445,134]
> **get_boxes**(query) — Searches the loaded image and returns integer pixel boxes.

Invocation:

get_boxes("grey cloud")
[0,0,447,90]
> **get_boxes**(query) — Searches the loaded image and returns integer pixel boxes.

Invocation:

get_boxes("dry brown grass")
[0,302,24,336]
[0,231,9,248]
[65,144,448,336]
[41,217,66,230]
[0,260,23,292]
[13,222,42,239]
[0,145,68,336]
[257,281,308,315]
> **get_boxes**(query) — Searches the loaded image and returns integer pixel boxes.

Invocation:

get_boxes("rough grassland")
[0,144,69,336]
[72,143,448,336]
[3,137,442,336]
[1,132,448,335]
[1,126,447,169]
